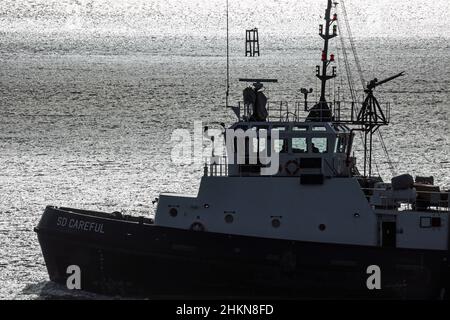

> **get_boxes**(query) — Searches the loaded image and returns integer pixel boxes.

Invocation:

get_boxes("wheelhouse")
[225,122,355,178]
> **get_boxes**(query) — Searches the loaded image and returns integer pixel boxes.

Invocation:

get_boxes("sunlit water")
[0,0,449,299]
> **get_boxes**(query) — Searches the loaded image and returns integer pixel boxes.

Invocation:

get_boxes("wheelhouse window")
[292,137,308,153]
[334,135,347,153]
[292,126,308,132]
[252,129,268,153]
[311,137,328,153]
[272,125,286,131]
[312,126,327,132]
[271,126,286,140]
[274,139,288,153]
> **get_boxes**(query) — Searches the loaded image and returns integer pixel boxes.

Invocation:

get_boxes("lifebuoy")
[284,160,300,176]
[190,222,205,232]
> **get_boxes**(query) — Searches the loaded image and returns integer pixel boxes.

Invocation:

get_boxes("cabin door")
[381,222,396,248]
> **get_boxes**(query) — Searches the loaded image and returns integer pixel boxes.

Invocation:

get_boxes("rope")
[335,3,376,177]
[335,1,399,179]
[336,10,357,103]
[377,131,397,177]
[341,0,365,89]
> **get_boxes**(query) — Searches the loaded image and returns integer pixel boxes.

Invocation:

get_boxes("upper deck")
[204,116,358,180]
[235,99,391,125]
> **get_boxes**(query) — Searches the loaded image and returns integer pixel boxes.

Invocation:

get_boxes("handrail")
[237,100,391,124]
[362,187,450,212]
[204,156,228,177]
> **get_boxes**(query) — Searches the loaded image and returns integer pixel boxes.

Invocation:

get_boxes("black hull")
[35,206,450,299]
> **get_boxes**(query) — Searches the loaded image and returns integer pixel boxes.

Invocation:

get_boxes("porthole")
[319,224,326,231]
[225,214,234,224]
[169,208,178,217]
[204,204,210,209]
[272,218,281,228]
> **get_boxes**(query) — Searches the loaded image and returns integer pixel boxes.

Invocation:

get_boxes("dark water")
[0,0,449,299]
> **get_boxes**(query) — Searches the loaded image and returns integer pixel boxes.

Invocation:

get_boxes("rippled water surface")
[0,0,449,299]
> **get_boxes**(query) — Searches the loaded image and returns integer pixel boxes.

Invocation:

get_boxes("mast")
[317,0,337,103]
[357,72,404,177]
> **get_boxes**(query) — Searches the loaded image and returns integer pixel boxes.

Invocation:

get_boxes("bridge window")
[274,139,288,153]
[253,138,268,153]
[312,126,327,132]
[252,129,268,152]
[292,137,308,153]
[292,126,308,132]
[272,125,286,131]
[312,137,328,153]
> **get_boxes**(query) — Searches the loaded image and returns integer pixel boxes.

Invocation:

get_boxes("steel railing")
[204,156,228,177]
[362,187,450,212]
[237,100,391,124]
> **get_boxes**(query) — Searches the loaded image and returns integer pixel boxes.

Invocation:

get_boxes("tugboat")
[35,0,449,299]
